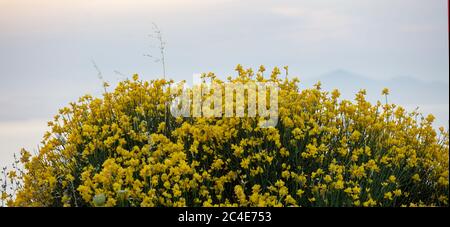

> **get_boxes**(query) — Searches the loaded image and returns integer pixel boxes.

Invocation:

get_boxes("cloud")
[269,5,352,41]
[0,119,49,167]
[400,24,439,33]
[270,6,308,18]
[0,119,48,136]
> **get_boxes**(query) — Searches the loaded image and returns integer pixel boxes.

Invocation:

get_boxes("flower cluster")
[1,65,448,207]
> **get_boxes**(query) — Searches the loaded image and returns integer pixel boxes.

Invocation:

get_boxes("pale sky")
[0,0,449,166]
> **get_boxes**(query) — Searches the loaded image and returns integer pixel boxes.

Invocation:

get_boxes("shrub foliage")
[1,65,448,207]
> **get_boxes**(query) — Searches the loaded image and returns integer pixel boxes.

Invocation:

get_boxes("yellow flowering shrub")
[1,65,448,207]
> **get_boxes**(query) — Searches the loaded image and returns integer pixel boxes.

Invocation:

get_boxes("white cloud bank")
[0,119,49,167]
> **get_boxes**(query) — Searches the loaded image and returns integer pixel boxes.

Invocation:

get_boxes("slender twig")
[91,60,109,93]
[144,23,169,134]
[114,70,127,81]
[144,23,167,79]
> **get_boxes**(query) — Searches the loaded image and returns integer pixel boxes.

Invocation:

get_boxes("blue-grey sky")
[0,0,448,166]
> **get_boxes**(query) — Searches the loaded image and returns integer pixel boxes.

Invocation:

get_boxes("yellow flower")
[1,192,8,201]
[365,160,379,172]
[252,184,261,194]
[324,175,332,183]
[280,148,290,157]
[334,180,345,190]
[285,195,297,206]
[350,165,366,179]
[8,171,17,179]
[172,184,182,197]
[66,174,75,182]
[282,170,291,179]
[211,158,224,170]
[388,175,396,183]
[393,189,402,197]
[384,192,393,201]
[363,198,377,207]
[233,158,247,171]
[20,148,31,163]
[412,174,421,182]
[234,185,247,205]
[163,181,171,189]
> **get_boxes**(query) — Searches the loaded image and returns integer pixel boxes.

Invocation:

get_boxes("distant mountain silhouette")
[301,69,449,106]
